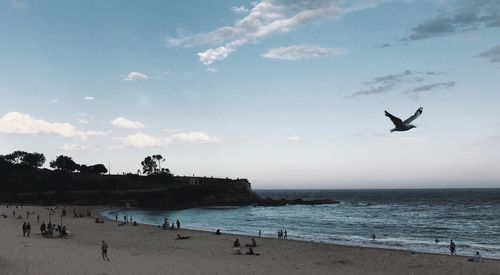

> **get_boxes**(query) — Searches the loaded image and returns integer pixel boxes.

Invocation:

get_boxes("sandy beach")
[0,205,499,275]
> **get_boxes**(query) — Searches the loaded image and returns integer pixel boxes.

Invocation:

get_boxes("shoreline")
[1,204,499,275]
[99,207,500,260]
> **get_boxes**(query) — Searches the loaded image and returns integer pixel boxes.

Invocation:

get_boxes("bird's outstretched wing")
[385,111,403,127]
[403,107,423,125]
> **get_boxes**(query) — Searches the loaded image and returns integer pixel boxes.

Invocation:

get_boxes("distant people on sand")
[233,238,240,247]
[101,240,110,261]
[26,222,31,237]
[474,251,482,263]
[372,234,376,240]
[176,219,180,229]
[284,230,288,239]
[244,238,257,247]
[259,230,261,238]
[37,215,40,223]
[40,222,46,235]
[22,222,27,237]
[176,234,191,240]
[215,229,221,235]
[450,240,456,255]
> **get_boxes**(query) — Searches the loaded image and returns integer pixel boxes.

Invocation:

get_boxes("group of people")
[277,229,287,239]
[161,217,181,230]
[22,222,31,237]
[232,238,259,255]
[40,221,68,238]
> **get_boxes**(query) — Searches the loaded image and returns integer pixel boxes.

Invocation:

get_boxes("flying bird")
[385,107,423,132]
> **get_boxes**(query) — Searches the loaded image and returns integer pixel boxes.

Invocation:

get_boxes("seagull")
[385,107,423,132]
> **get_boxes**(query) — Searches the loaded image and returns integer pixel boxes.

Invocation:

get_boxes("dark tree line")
[0,151,107,175]
[50,155,107,174]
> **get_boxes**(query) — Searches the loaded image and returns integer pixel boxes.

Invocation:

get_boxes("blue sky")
[1,0,499,188]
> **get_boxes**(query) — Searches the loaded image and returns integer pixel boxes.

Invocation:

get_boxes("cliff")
[0,168,337,208]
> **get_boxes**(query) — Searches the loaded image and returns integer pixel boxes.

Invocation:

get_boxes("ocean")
[101,189,500,259]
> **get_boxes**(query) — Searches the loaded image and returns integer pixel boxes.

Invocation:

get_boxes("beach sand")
[0,205,498,275]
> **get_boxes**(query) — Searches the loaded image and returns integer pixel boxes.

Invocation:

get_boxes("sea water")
[101,189,500,259]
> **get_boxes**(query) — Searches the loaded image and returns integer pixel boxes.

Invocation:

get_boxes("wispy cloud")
[124,72,149,81]
[349,70,453,98]
[0,112,86,140]
[111,117,144,129]
[168,0,382,65]
[171,132,220,144]
[262,45,346,60]
[206,67,217,73]
[120,132,164,148]
[231,5,249,14]
[86,130,111,136]
[286,136,301,142]
[400,0,500,42]
[476,44,500,63]
[51,99,59,103]
[410,81,457,93]
[61,144,90,151]
[84,96,95,101]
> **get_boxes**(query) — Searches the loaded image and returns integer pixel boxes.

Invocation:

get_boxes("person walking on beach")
[37,214,40,223]
[176,219,180,229]
[284,230,288,239]
[259,230,261,238]
[26,222,31,237]
[101,240,110,261]
[449,240,456,255]
[22,222,27,237]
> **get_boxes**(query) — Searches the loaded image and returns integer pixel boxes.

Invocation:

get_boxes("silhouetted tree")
[152,154,165,171]
[141,156,157,175]
[50,155,79,172]
[141,155,171,176]
[89,164,108,174]
[3,151,45,168]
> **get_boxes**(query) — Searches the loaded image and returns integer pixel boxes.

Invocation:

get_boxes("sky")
[1,0,499,189]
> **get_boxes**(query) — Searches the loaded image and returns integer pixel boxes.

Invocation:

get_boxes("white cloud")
[163,128,179,133]
[198,46,235,65]
[171,132,220,143]
[206,67,217,73]
[51,99,59,103]
[86,130,111,136]
[286,136,301,142]
[231,5,249,14]
[262,45,346,60]
[84,96,95,101]
[124,72,149,81]
[121,132,164,148]
[169,0,379,64]
[0,112,86,140]
[111,117,144,129]
[61,144,89,151]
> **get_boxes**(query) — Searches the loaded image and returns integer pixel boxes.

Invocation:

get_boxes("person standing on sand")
[450,240,456,255]
[101,240,110,261]
[259,230,261,238]
[22,222,27,237]
[284,230,288,239]
[37,215,40,223]
[26,222,31,237]
[176,219,180,229]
